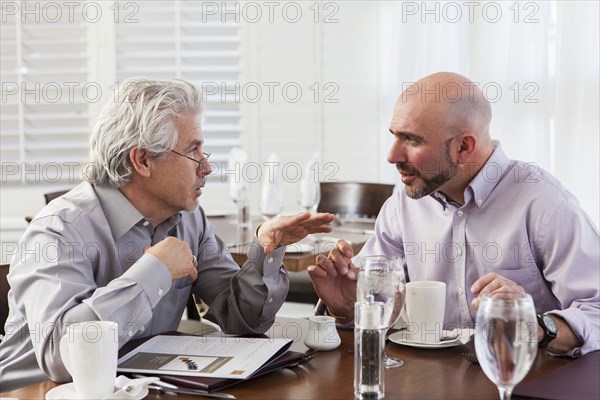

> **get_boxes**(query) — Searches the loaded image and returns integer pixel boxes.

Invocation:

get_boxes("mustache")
[395,163,421,176]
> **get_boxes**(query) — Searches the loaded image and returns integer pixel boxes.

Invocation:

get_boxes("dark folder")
[513,351,600,400]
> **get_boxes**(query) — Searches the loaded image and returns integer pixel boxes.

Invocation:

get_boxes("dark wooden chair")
[317,182,395,218]
[25,189,71,223]
[1,263,10,336]
[44,190,70,204]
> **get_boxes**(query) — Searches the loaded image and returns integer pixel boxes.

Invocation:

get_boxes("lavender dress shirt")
[357,143,599,356]
[0,182,288,390]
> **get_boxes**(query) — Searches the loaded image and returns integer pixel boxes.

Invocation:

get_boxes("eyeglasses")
[168,148,211,169]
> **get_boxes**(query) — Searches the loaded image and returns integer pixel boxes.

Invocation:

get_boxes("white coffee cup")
[59,321,119,399]
[404,281,446,343]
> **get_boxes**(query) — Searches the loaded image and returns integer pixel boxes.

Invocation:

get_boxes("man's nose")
[199,161,213,176]
[387,139,407,164]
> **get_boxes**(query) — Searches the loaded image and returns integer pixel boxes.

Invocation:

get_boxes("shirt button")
[267,257,273,263]
[457,210,464,217]
[143,220,150,226]
[458,288,464,295]
[140,325,145,332]
[158,288,164,296]
[457,248,463,256]
[128,330,134,337]
[477,199,483,206]
[268,298,273,304]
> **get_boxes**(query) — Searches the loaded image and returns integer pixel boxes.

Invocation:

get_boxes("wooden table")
[1,317,572,399]
[210,216,374,271]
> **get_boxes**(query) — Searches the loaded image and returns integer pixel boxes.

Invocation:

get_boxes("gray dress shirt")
[0,182,288,390]
[357,142,599,356]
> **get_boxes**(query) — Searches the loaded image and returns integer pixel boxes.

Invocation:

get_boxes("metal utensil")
[461,333,479,364]
[462,352,480,364]
[148,384,237,399]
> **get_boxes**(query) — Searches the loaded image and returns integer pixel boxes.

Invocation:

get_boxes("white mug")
[59,321,119,399]
[404,281,446,343]
[304,316,341,351]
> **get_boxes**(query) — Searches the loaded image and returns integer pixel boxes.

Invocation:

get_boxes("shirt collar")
[94,184,184,241]
[465,140,511,208]
[429,140,510,209]
[94,184,145,241]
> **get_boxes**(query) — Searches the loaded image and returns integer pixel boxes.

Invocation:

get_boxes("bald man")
[308,72,599,356]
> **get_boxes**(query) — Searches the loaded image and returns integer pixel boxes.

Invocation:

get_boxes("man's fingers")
[316,254,339,277]
[471,272,498,293]
[189,267,198,282]
[284,212,312,225]
[307,264,327,278]
[336,240,354,258]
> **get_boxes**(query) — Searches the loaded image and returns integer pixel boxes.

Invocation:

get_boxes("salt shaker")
[354,302,386,400]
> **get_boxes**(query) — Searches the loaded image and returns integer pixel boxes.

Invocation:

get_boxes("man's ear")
[129,147,151,178]
[455,133,477,165]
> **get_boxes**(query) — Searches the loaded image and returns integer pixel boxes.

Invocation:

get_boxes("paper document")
[118,335,292,379]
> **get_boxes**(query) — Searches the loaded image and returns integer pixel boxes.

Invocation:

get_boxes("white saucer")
[388,330,462,349]
[46,382,149,400]
[285,243,314,253]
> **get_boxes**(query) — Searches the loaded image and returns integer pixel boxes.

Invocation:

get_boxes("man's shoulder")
[31,182,103,226]
[502,160,573,201]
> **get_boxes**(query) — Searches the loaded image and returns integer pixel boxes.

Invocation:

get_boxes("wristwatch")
[537,314,558,348]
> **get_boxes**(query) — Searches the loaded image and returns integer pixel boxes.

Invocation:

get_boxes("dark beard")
[397,141,459,199]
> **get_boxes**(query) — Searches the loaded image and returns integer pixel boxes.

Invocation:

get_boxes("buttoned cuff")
[547,309,597,357]
[124,253,172,309]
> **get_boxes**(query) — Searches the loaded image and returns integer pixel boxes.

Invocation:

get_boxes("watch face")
[543,315,558,334]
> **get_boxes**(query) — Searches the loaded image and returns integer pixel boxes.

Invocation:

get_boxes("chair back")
[44,190,69,204]
[1,264,10,336]
[317,182,395,218]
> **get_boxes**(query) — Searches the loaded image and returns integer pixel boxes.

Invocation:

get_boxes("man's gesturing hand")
[257,212,335,254]
[307,240,358,320]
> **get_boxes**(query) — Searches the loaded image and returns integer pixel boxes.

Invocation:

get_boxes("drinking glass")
[357,255,406,368]
[475,293,538,400]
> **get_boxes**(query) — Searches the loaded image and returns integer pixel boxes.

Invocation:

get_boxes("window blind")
[1,1,90,184]
[1,0,242,184]
[115,0,242,182]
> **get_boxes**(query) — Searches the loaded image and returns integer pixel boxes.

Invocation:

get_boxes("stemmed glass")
[298,177,320,244]
[475,293,538,400]
[357,255,406,368]
[298,179,320,213]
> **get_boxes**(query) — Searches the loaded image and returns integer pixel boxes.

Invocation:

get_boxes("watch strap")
[537,314,557,348]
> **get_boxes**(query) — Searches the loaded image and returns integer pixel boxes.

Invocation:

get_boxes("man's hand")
[470,272,525,310]
[145,237,198,282]
[471,272,583,354]
[257,212,335,253]
[307,240,358,320]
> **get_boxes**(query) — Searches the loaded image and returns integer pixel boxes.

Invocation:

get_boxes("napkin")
[228,147,249,204]
[260,153,283,217]
[105,375,160,399]
[299,153,321,211]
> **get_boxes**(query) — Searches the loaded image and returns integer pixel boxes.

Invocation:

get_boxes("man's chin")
[404,184,433,200]
[184,197,201,212]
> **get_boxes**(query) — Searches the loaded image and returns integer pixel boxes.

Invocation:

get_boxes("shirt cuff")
[547,309,596,357]
[124,253,172,309]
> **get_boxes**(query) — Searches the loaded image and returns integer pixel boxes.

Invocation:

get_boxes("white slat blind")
[1,0,242,184]
[1,1,90,183]
[115,0,242,180]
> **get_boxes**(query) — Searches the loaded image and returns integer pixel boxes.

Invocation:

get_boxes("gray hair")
[83,78,204,187]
